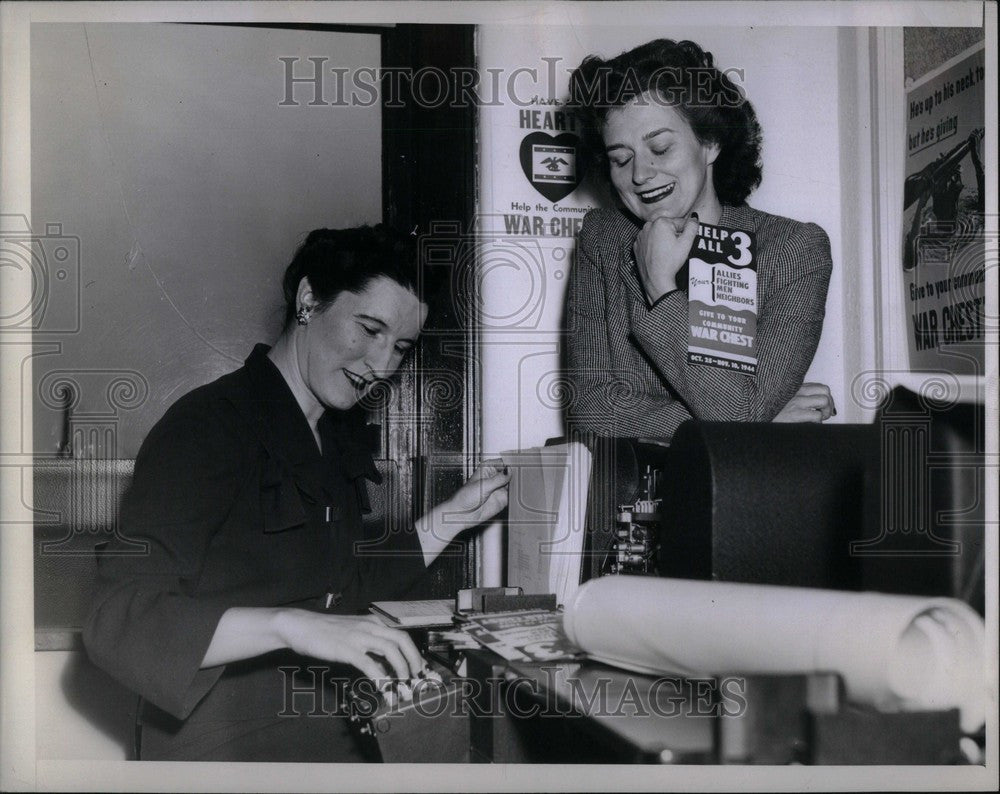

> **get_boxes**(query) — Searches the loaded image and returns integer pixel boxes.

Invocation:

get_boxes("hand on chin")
[644,204,693,231]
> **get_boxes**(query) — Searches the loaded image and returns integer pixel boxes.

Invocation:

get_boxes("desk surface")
[452,649,717,763]
[504,658,717,761]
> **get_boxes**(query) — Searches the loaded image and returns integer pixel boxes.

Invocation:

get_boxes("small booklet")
[686,221,759,374]
[460,609,585,663]
[369,598,456,627]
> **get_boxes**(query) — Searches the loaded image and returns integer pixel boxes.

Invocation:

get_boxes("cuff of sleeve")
[630,289,688,344]
[648,287,684,311]
[138,598,231,720]
[386,527,430,595]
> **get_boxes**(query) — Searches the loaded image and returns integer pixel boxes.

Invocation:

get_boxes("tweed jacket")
[564,203,832,439]
[83,345,428,729]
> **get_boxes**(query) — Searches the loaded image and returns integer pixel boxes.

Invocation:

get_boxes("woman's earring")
[296,306,311,326]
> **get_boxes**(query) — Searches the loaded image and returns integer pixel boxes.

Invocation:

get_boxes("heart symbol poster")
[519,132,587,202]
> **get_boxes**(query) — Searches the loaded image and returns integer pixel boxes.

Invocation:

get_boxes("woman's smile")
[342,368,372,391]
[637,182,676,204]
[603,95,720,223]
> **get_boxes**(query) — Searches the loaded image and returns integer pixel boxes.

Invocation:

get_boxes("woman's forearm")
[416,465,510,566]
[200,606,288,668]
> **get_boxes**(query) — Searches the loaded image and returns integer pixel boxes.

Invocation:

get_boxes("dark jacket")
[564,203,833,438]
[83,345,427,733]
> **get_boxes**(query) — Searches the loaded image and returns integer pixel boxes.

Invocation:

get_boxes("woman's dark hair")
[568,39,763,206]
[281,225,421,326]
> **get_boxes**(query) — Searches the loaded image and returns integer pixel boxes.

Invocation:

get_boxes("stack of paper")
[500,442,593,607]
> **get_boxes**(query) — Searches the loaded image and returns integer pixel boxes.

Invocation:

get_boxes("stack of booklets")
[369,598,456,628]
[500,441,593,607]
[458,609,585,663]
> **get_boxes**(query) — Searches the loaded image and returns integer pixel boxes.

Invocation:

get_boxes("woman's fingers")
[452,467,511,513]
[790,393,832,416]
[345,622,424,681]
[364,636,414,682]
[776,382,837,421]
[344,648,393,685]
[633,213,699,301]
[794,385,836,419]
[478,469,511,496]
[280,610,427,682]
[466,458,507,484]
[773,392,834,423]
[679,212,701,248]
[773,407,824,424]
[368,620,425,676]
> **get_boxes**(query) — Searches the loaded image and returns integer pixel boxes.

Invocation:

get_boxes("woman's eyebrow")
[605,127,674,152]
[357,313,417,344]
[355,313,388,327]
[643,127,674,141]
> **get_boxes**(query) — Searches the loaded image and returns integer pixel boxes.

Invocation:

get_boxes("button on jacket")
[83,345,427,756]
[564,203,833,438]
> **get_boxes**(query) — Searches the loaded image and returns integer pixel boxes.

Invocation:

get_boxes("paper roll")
[562,576,986,733]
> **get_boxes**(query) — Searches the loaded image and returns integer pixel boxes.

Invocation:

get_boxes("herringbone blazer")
[564,203,832,438]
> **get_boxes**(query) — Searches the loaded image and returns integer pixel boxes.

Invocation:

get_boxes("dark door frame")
[381,24,480,596]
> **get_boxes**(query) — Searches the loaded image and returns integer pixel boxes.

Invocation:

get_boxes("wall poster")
[901,44,985,376]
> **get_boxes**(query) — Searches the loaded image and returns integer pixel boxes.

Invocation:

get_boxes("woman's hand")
[633,213,700,303]
[275,609,425,682]
[446,461,511,526]
[201,606,426,683]
[773,382,836,423]
[415,461,510,565]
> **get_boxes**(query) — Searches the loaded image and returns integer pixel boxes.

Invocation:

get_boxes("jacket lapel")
[720,203,759,234]
[232,345,327,504]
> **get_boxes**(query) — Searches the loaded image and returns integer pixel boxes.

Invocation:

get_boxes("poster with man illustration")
[902,44,985,375]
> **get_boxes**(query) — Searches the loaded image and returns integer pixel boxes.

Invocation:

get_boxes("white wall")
[479,25,851,457]
[32,23,383,457]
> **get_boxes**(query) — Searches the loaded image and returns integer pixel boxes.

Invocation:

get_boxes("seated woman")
[83,226,509,762]
[564,39,836,438]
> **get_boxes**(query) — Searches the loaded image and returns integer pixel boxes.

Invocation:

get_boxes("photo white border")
[2,1,996,791]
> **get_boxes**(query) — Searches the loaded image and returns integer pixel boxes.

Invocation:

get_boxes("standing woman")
[565,39,836,438]
[84,226,509,761]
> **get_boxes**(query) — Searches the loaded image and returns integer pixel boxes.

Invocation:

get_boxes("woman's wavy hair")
[568,39,763,206]
[281,225,422,327]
